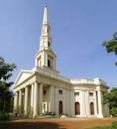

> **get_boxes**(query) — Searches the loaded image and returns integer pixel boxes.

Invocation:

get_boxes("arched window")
[75,102,80,115]
[90,102,94,115]
[59,101,63,114]
[48,60,51,68]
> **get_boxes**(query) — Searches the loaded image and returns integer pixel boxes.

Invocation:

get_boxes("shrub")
[112,121,117,129]
[42,112,55,116]
[111,107,117,117]
[0,112,9,120]
[88,121,117,129]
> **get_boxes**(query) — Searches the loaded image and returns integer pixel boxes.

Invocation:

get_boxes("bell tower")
[35,5,57,71]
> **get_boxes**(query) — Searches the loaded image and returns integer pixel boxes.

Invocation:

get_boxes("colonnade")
[14,82,54,117]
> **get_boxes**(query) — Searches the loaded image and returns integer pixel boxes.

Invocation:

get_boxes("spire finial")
[45,2,47,7]
[43,3,48,24]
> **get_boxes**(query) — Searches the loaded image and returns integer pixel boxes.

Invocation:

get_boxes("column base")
[32,114,38,118]
[97,114,104,118]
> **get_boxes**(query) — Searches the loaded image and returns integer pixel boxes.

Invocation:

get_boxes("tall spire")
[39,4,52,50]
[42,4,48,25]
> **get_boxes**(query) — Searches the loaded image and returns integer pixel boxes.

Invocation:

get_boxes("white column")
[70,90,75,116]
[49,85,54,112]
[39,83,43,114]
[85,90,89,116]
[30,83,34,115]
[97,90,103,118]
[67,90,71,116]
[24,86,28,115]
[63,90,66,114]
[55,87,59,115]
[33,82,38,116]
[14,91,18,114]
[19,90,22,114]
[94,91,98,116]
[81,90,85,117]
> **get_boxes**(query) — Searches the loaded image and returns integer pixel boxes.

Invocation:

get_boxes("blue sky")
[0,0,117,88]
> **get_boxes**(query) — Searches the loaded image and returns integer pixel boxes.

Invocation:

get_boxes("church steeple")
[35,5,57,71]
[40,5,52,50]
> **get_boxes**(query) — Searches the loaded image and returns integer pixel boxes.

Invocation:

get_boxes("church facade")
[13,6,109,118]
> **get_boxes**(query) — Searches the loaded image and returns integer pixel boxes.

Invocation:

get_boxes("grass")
[88,121,117,129]
[88,126,111,129]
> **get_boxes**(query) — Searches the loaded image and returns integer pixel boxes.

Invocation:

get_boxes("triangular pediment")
[14,70,32,86]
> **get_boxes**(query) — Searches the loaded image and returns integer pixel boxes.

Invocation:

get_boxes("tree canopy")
[103,33,117,117]
[103,32,117,65]
[0,57,16,119]
[103,88,117,117]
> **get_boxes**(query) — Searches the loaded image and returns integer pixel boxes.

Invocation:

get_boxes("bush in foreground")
[88,121,117,129]
[111,107,117,117]
[0,112,9,120]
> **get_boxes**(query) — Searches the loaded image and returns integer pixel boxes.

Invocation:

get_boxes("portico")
[14,81,56,117]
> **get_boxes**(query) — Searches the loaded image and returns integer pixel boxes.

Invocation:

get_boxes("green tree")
[103,32,117,65]
[103,88,117,117]
[103,32,117,116]
[0,57,16,120]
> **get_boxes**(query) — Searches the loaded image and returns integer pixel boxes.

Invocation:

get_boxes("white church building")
[14,6,109,118]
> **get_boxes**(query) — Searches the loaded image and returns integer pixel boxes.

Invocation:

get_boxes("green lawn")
[88,126,111,129]
[88,121,117,129]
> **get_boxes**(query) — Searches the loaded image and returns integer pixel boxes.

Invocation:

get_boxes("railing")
[98,79,107,85]
[71,78,95,84]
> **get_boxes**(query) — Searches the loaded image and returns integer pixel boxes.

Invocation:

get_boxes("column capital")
[35,80,39,84]
[29,81,37,86]
[15,91,18,96]
[49,84,54,87]
[39,83,44,86]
